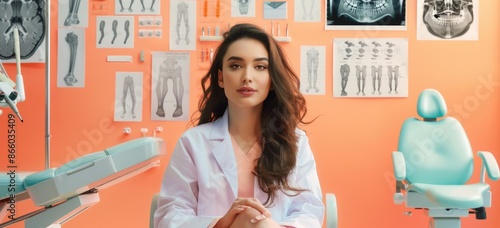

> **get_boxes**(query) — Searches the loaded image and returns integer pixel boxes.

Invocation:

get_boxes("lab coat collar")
[210,109,239,198]
[209,109,230,140]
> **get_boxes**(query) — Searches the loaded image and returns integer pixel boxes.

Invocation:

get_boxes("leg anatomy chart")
[170,0,197,51]
[114,72,143,122]
[151,52,190,121]
[333,38,408,98]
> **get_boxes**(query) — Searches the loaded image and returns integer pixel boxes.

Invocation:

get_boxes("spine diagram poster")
[416,0,478,40]
[333,38,408,98]
[151,52,190,121]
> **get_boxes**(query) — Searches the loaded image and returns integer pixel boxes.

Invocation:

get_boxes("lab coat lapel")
[210,110,238,199]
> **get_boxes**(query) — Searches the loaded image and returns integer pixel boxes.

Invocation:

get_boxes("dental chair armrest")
[392,151,406,181]
[326,193,338,228]
[477,151,499,181]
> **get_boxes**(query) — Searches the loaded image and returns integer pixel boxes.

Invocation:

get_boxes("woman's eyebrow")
[226,56,269,62]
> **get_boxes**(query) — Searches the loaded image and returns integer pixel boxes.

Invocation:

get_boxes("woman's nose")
[242,69,253,82]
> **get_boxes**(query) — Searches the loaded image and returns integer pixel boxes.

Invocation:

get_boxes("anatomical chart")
[231,0,256,17]
[333,38,408,98]
[96,16,135,48]
[300,46,326,95]
[114,0,161,15]
[325,0,407,30]
[417,0,478,40]
[57,28,86,88]
[170,0,196,51]
[294,0,321,22]
[263,1,287,20]
[58,0,89,28]
[0,0,46,63]
[151,52,190,121]
[114,72,143,122]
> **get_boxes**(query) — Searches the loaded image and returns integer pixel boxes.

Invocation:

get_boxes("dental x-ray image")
[325,0,406,30]
[417,0,478,40]
[0,0,46,61]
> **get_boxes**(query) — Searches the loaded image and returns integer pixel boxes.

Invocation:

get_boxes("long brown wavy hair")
[190,23,310,206]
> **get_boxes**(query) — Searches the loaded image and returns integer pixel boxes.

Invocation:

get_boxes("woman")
[154,23,324,228]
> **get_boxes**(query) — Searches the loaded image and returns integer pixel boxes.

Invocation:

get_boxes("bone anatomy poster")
[115,0,161,15]
[169,0,197,51]
[151,52,190,121]
[57,28,86,88]
[114,72,143,122]
[96,16,135,48]
[300,46,326,95]
[294,0,321,22]
[231,0,256,17]
[417,0,478,40]
[333,38,408,98]
[59,0,89,28]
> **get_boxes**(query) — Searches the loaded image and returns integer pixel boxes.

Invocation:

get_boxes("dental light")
[0,26,25,122]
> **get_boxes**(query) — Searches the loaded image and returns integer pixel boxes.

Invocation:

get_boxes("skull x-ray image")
[422,0,474,39]
[0,0,46,60]
[326,0,406,29]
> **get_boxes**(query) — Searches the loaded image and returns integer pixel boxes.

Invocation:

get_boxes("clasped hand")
[214,197,277,228]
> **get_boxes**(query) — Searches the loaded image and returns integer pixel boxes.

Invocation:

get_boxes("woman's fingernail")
[250,218,257,223]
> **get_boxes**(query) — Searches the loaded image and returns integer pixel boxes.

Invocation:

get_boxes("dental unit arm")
[0,26,25,122]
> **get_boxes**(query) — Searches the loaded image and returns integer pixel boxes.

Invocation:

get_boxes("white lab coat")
[154,110,324,228]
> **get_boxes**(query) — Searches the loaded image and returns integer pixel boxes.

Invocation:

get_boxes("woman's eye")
[255,65,268,70]
[229,63,242,69]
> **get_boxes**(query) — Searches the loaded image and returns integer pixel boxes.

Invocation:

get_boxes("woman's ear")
[218,70,224,88]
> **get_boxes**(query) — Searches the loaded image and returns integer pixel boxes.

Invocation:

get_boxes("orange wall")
[1,0,499,227]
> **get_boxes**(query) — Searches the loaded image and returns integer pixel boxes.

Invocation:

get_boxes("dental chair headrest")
[417,89,447,119]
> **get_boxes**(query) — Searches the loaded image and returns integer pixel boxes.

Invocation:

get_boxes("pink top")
[208,137,291,227]
[231,135,262,198]
[208,136,261,227]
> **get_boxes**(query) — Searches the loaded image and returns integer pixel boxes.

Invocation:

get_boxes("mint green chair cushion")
[409,183,490,208]
[23,152,106,188]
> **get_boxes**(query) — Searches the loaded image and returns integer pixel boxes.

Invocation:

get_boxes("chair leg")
[429,217,461,228]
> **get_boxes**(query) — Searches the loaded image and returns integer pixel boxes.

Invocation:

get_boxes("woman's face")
[218,38,272,110]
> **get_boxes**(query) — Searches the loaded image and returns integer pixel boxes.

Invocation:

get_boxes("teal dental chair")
[392,89,499,228]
